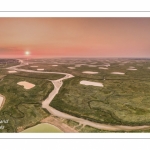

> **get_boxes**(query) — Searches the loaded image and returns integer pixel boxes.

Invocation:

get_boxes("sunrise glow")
[1,18,150,58]
[25,51,30,56]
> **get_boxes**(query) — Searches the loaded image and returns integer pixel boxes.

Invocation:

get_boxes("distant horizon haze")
[0,18,150,58]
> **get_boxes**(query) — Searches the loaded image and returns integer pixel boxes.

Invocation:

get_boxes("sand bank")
[17,81,35,89]
[99,67,108,69]
[127,68,137,70]
[8,70,17,73]
[37,69,44,71]
[88,65,97,67]
[30,66,38,67]
[68,67,76,69]
[52,65,58,66]
[80,80,103,87]
[82,71,98,74]
[111,72,125,75]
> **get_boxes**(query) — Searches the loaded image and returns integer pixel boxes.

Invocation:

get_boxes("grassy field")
[20,59,150,80]
[2,58,150,132]
[63,119,79,128]
[19,63,111,81]
[14,71,65,80]
[50,59,150,126]
[51,76,150,125]
[0,74,54,132]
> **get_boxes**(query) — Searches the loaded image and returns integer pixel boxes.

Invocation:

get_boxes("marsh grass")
[0,75,54,132]
[50,60,150,126]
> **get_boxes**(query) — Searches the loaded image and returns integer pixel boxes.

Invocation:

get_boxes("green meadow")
[2,58,150,132]
[0,72,64,132]
[49,59,150,126]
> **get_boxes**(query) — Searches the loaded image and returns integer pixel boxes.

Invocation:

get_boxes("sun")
[25,51,30,55]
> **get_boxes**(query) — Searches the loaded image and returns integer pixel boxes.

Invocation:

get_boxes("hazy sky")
[0,18,150,58]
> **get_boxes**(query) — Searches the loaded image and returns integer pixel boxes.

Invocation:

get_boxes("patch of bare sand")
[80,80,104,87]
[127,68,137,70]
[41,115,78,133]
[8,70,17,73]
[68,67,76,69]
[111,72,125,75]
[0,94,5,110]
[52,65,58,66]
[30,66,38,67]
[99,67,108,70]
[17,81,35,89]
[37,69,44,71]
[88,65,97,67]
[82,71,98,74]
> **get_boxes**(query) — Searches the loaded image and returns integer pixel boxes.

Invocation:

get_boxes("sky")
[0,18,150,58]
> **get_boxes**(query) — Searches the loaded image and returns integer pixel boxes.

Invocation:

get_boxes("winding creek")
[6,60,150,131]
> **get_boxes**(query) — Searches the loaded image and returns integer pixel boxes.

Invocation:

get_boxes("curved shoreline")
[21,123,63,133]
[41,116,78,133]
[7,60,150,132]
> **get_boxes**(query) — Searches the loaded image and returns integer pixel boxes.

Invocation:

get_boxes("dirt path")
[7,60,150,132]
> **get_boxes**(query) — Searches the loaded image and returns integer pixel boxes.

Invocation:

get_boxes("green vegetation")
[20,63,104,80]
[75,124,84,131]
[79,125,107,133]
[15,72,65,80]
[50,59,150,126]
[21,123,63,133]
[50,77,122,125]
[63,119,79,127]
[20,59,150,81]
[2,58,150,132]
[0,74,53,132]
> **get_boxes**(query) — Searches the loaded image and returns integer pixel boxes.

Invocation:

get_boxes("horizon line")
[1,56,150,59]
